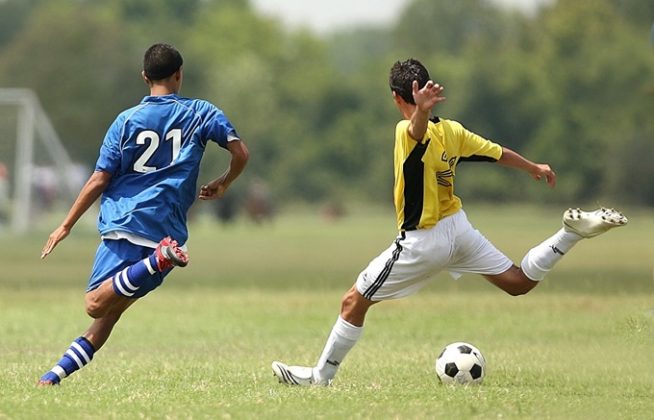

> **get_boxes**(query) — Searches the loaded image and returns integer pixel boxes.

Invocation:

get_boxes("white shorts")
[355,209,513,301]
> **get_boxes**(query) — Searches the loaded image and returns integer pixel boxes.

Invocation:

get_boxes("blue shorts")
[88,239,172,298]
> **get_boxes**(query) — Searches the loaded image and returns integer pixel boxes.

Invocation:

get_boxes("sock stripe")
[143,257,156,275]
[113,278,135,296]
[120,268,139,292]
[70,341,91,364]
[113,270,136,297]
[52,365,67,380]
[65,350,84,369]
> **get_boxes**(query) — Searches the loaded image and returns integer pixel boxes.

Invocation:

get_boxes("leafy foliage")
[0,0,652,204]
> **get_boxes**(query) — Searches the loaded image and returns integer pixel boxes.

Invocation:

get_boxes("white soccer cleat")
[271,361,329,386]
[563,207,628,238]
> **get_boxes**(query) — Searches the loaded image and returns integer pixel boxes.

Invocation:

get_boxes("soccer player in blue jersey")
[271,58,627,386]
[37,43,249,386]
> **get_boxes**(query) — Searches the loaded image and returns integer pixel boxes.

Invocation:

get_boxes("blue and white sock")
[112,254,159,297]
[40,337,95,384]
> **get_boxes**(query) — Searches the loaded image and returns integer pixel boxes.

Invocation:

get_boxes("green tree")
[0,1,142,163]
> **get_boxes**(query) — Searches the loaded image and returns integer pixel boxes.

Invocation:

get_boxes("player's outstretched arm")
[41,170,112,259]
[198,140,249,200]
[497,147,556,188]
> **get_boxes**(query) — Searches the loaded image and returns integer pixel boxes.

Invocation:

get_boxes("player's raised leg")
[486,207,628,294]
[85,236,188,317]
[520,207,627,281]
[272,286,375,386]
[108,237,188,300]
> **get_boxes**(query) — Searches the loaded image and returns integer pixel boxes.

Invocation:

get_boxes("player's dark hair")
[143,43,184,81]
[389,58,430,105]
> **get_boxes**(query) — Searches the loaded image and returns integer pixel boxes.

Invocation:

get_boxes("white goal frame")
[0,89,78,233]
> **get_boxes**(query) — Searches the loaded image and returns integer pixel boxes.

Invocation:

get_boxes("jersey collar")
[141,94,180,103]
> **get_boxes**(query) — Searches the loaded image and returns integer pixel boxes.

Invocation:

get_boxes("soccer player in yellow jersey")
[272,58,627,386]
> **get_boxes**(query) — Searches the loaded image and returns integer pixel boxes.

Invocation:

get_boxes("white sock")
[314,316,363,382]
[521,228,583,281]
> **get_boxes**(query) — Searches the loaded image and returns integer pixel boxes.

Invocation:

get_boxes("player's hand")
[530,163,556,188]
[412,80,446,112]
[41,225,71,259]
[198,178,229,200]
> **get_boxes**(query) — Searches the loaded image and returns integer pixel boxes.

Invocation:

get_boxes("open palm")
[412,80,446,112]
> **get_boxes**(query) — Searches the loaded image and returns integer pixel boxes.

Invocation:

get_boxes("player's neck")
[149,84,178,96]
[401,103,419,120]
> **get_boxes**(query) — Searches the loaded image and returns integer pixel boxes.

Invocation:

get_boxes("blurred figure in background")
[245,178,274,224]
[213,191,239,225]
[31,165,58,214]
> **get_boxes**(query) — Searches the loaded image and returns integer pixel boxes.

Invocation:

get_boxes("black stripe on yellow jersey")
[393,116,503,231]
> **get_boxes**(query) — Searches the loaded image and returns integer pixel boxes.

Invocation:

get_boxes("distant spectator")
[244,179,274,224]
[213,191,239,224]
[32,165,58,213]
[321,200,346,222]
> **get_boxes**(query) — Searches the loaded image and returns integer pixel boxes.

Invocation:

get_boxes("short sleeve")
[203,106,239,149]
[395,120,418,154]
[95,116,124,174]
[452,121,502,161]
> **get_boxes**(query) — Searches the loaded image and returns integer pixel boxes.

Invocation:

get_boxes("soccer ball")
[435,342,486,385]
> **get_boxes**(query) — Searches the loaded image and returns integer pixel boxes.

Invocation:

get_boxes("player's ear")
[392,91,402,104]
[141,71,151,86]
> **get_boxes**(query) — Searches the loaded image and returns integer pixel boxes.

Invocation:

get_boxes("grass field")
[1,204,653,419]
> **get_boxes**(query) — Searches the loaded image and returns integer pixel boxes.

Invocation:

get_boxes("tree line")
[0,0,652,206]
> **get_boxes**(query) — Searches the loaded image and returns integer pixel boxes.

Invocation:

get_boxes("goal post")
[0,88,78,234]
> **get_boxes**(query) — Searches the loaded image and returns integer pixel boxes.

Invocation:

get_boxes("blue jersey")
[95,94,238,245]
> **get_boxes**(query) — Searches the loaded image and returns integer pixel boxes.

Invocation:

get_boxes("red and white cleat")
[154,236,189,271]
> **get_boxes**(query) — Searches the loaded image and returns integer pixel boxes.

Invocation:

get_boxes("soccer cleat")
[271,361,330,386]
[36,379,58,387]
[562,207,628,238]
[154,236,189,271]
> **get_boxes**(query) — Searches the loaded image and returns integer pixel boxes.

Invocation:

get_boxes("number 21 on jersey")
[133,128,182,173]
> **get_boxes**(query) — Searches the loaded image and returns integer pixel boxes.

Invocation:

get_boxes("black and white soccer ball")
[435,342,486,385]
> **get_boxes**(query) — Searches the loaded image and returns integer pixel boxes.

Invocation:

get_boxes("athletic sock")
[314,316,363,382]
[40,337,95,384]
[111,254,158,297]
[521,228,583,281]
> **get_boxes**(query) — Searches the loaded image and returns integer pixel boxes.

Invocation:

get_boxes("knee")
[505,280,539,297]
[339,287,374,326]
[85,302,104,319]
[85,294,108,318]
[506,287,529,297]
[340,288,358,314]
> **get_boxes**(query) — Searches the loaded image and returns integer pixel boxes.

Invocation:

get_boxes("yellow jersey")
[394,117,502,231]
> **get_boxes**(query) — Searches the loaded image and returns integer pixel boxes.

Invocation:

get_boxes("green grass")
[1,204,653,419]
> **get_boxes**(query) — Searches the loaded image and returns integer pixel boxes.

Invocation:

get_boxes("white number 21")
[133,129,182,173]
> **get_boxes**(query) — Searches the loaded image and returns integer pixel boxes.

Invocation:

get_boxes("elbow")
[90,171,112,189]
[235,143,250,166]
